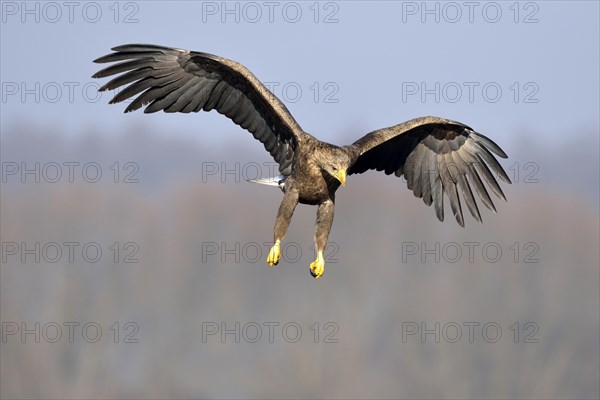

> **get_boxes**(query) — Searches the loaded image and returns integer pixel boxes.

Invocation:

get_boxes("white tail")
[247,176,286,191]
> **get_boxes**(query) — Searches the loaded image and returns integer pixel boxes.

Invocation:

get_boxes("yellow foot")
[309,251,325,279]
[267,240,281,266]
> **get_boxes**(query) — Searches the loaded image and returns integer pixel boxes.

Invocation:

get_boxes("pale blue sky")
[2,1,599,153]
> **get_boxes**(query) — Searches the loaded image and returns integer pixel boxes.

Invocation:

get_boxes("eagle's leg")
[310,199,335,279]
[267,189,299,266]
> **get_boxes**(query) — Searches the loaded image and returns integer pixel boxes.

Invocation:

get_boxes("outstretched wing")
[92,44,307,176]
[348,116,511,226]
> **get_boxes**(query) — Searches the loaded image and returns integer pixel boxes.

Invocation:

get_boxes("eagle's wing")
[93,44,307,176]
[347,116,511,226]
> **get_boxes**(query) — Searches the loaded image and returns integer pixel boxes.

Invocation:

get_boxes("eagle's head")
[318,145,351,186]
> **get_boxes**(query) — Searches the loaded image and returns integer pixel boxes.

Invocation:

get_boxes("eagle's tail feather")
[247,176,286,191]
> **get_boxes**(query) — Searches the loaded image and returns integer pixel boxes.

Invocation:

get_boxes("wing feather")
[430,154,444,221]
[474,154,506,201]
[421,150,433,206]
[411,145,427,198]
[440,153,464,226]
[456,171,481,222]
[347,116,510,226]
[93,44,306,175]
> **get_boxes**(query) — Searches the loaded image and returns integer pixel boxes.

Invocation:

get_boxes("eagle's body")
[93,44,511,278]
[291,140,345,205]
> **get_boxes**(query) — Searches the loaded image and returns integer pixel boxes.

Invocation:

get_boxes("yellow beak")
[335,169,347,186]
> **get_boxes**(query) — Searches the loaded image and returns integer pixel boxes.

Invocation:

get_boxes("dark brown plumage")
[93,44,511,279]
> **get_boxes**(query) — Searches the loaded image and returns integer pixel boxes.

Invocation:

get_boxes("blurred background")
[1,1,599,399]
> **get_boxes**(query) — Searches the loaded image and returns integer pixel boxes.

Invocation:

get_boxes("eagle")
[93,44,511,279]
